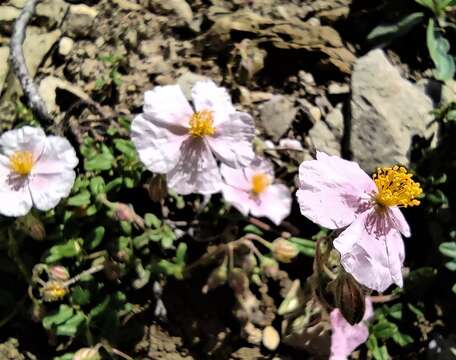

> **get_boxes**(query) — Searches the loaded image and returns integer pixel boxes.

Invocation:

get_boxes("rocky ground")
[0,0,453,359]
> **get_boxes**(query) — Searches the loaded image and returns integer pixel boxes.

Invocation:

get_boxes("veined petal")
[143,85,193,128]
[388,207,411,237]
[251,184,292,225]
[191,81,235,126]
[335,210,405,292]
[131,114,187,173]
[207,112,255,168]
[32,136,78,175]
[167,138,221,195]
[220,164,250,191]
[297,151,376,229]
[0,126,45,160]
[0,158,32,216]
[220,183,251,216]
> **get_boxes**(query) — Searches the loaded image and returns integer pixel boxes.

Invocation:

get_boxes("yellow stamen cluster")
[251,173,269,195]
[188,110,215,137]
[373,166,422,208]
[42,281,68,302]
[9,150,34,176]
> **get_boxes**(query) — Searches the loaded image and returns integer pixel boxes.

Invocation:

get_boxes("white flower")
[0,126,78,217]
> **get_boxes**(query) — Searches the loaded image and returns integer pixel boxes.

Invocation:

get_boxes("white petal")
[388,207,411,237]
[207,112,255,168]
[251,184,292,225]
[0,126,45,160]
[143,85,193,127]
[0,158,32,217]
[29,170,76,211]
[221,183,251,216]
[244,156,274,183]
[32,136,78,175]
[131,114,187,173]
[220,164,250,191]
[191,80,235,125]
[167,138,221,195]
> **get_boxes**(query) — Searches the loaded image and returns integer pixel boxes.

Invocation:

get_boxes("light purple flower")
[0,126,78,217]
[330,298,373,360]
[297,152,422,292]
[221,156,291,225]
[131,81,255,195]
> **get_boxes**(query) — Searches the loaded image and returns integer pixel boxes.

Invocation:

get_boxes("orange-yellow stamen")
[251,173,270,195]
[373,166,422,208]
[188,110,215,137]
[9,151,34,176]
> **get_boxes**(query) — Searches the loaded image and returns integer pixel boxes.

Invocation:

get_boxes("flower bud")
[202,261,228,294]
[49,266,70,281]
[333,272,365,325]
[147,174,168,202]
[42,281,68,302]
[73,347,101,360]
[272,238,299,263]
[16,213,45,241]
[260,256,279,277]
[113,202,144,229]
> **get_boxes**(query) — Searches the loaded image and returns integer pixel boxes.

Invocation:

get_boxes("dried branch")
[10,0,53,126]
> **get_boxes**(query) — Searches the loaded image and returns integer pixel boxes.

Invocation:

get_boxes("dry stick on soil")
[10,0,53,126]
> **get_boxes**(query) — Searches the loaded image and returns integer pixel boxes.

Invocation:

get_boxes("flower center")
[251,173,269,195]
[188,110,215,137]
[9,151,34,176]
[373,166,422,208]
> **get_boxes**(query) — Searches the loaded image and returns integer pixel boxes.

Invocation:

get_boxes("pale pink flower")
[297,152,422,292]
[330,298,373,360]
[221,156,291,225]
[131,81,255,195]
[0,126,78,217]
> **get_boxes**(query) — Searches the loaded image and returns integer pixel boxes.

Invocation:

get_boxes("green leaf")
[86,226,105,250]
[67,191,91,207]
[71,286,91,306]
[243,224,264,236]
[161,225,176,249]
[56,312,86,336]
[53,354,74,360]
[43,305,74,330]
[367,12,425,46]
[373,320,398,339]
[175,243,187,265]
[113,139,137,159]
[144,213,161,228]
[289,237,316,257]
[445,259,456,271]
[452,283,456,294]
[416,0,437,12]
[44,240,82,263]
[392,332,414,347]
[84,145,115,172]
[427,18,455,81]
[439,242,456,258]
[89,176,106,195]
[367,335,391,360]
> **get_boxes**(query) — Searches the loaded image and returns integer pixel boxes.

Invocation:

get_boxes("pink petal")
[29,171,76,211]
[143,85,193,128]
[297,151,377,229]
[330,299,372,359]
[32,136,78,175]
[207,112,255,168]
[244,156,274,183]
[0,157,33,217]
[131,114,187,173]
[167,138,221,195]
[388,207,411,237]
[251,184,292,225]
[0,126,45,160]
[220,183,251,216]
[220,164,250,191]
[335,210,405,292]
[191,81,235,125]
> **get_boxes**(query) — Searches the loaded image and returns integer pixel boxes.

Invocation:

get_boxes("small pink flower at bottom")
[131,80,255,195]
[0,126,78,217]
[330,298,373,360]
[297,152,422,292]
[221,156,291,225]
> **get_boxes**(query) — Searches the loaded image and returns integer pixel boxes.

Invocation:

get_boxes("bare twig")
[10,0,53,126]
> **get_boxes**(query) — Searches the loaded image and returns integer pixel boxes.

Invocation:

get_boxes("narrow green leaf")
[439,242,456,258]
[427,18,455,81]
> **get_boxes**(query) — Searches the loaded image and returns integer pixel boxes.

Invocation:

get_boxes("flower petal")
[191,81,235,125]
[220,164,250,191]
[0,126,45,160]
[29,170,76,211]
[131,114,187,173]
[334,210,405,292]
[0,157,33,216]
[251,184,292,225]
[221,183,251,216]
[244,156,274,183]
[330,299,372,360]
[143,85,193,128]
[297,151,377,229]
[167,138,221,195]
[388,207,411,237]
[32,136,78,175]
[207,112,255,168]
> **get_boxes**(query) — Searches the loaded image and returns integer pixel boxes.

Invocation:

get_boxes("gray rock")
[350,49,436,173]
[259,95,297,141]
[309,104,344,156]
[176,71,210,101]
[36,0,69,28]
[0,47,10,94]
[63,4,98,38]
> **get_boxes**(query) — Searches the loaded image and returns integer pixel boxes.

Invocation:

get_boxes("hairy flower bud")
[113,202,144,229]
[272,238,299,263]
[16,213,45,241]
[73,347,101,360]
[202,260,228,294]
[49,265,70,281]
[260,256,279,277]
[333,272,366,325]
[147,174,168,202]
